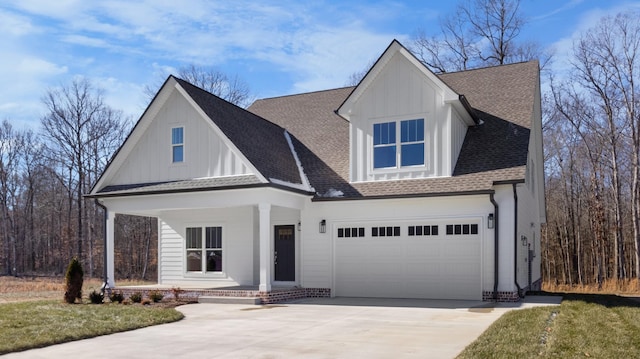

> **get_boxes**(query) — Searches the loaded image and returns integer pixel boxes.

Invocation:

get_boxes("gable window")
[373,122,396,168]
[401,119,425,166]
[373,119,424,169]
[172,127,184,163]
[186,226,222,272]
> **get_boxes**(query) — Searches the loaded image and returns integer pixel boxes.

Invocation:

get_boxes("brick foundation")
[111,286,331,304]
[482,290,521,302]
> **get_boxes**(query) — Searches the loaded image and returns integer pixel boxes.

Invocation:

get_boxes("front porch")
[112,285,331,304]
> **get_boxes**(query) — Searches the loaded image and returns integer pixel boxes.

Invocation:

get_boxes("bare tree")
[145,65,253,107]
[543,10,640,286]
[0,120,21,275]
[40,78,125,273]
[411,0,550,73]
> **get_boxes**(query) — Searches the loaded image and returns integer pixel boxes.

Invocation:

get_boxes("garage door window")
[445,224,478,236]
[338,227,365,238]
[408,225,439,236]
[372,226,401,237]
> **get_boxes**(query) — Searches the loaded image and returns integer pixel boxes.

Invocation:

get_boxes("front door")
[274,225,295,281]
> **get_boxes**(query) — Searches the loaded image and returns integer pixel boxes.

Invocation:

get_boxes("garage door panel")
[335,221,481,300]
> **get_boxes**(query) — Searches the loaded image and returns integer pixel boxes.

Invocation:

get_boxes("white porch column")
[106,210,115,288]
[258,203,272,292]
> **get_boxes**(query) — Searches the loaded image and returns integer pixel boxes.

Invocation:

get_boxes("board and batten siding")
[347,51,468,182]
[109,88,253,186]
[449,108,468,173]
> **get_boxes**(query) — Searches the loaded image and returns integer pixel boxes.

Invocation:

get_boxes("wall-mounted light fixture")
[487,213,494,229]
[297,221,301,231]
[319,219,326,233]
[521,235,528,246]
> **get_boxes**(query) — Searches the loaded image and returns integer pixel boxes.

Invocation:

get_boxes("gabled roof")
[91,42,539,200]
[173,77,304,187]
[249,60,539,199]
[337,39,478,126]
[90,76,311,197]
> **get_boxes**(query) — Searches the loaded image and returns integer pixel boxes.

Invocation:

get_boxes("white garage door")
[334,221,482,300]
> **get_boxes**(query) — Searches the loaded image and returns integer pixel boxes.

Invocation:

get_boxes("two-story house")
[89,40,545,302]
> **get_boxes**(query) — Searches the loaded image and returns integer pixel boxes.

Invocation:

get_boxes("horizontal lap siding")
[160,221,183,281]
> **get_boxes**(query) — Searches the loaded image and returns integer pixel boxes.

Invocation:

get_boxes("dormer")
[337,40,477,182]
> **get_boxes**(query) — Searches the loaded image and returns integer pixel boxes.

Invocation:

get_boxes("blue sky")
[2,0,640,129]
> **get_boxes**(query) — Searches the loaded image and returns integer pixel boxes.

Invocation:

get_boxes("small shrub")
[149,290,164,303]
[141,298,152,305]
[63,257,84,304]
[122,298,131,305]
[171,287,184,301]
[109,290,124,303]
[89,290,104,304]
[129,292,143,303]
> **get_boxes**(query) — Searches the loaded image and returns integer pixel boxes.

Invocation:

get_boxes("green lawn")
[0,300,184,354]
[457,294,640,358]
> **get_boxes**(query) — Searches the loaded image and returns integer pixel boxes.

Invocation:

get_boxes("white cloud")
[17,57,68,76]
[545,2,640,81]
[0,1,432,128]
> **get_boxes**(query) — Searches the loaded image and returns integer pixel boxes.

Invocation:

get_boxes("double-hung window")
[172,127,184,163]
[373,122,396,168]
[373,119,424,169]
[186,226,222,273]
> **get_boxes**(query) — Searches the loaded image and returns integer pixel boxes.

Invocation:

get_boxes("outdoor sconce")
[487,213,494,229]
[521,235,528,246]
[297,221,301,231]
[319,219,326,233]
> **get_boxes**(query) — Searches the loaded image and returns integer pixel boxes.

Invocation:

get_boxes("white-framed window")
[186,226,222,272]
[373,119,425,169]
[172,127,184,163]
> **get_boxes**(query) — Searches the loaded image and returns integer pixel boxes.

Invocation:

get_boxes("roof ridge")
[253,86,355,102]
[437,60,538,76]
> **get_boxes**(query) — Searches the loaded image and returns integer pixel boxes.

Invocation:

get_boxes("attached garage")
[333,220,482,300]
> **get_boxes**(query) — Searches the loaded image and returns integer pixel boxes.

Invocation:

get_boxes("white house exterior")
[89,40,545,302]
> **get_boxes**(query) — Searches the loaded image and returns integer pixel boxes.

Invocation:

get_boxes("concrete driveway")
[3,296,561,359]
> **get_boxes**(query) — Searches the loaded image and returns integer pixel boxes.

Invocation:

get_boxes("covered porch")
[96,185,319,299]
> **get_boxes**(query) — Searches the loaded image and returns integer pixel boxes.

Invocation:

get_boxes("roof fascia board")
[312,189,495,202]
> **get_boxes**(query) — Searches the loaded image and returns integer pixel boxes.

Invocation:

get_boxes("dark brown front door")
[274,225,295,281]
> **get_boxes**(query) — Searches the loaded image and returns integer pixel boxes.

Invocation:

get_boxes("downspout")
[513,184,524,298]
[94,199,109,291]
[490,193,499,301]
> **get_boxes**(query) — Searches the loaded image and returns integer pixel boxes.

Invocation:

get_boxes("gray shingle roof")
[93,59,537,199]
[97,175,264,196]
[174,77,303,186]
[249,61,538,199]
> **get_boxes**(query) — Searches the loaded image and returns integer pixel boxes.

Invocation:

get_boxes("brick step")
[198,296,261,305]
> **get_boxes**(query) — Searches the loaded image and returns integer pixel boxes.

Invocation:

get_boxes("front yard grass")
[457,293,640,358]
[0,300,184,354]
